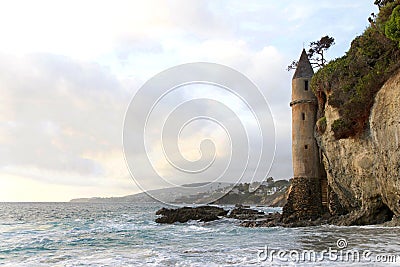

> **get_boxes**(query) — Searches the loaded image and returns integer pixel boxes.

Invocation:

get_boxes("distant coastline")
[70,179,290,207]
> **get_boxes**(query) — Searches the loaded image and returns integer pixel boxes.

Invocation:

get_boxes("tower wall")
[291,78,320,178]
[282,50,325,222]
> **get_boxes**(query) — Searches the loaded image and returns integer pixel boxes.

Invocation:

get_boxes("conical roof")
[293,49,314,79]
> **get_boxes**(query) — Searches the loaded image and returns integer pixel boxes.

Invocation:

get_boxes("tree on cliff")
[385,5,400,46]
[375,0,396,9]
[287,35,335,71]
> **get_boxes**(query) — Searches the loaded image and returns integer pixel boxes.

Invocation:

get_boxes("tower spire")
[293,49,314,79]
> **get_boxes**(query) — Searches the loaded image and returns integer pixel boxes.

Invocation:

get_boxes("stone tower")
[282,49,325,221]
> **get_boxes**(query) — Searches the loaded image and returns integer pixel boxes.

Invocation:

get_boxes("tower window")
[302,112,305,120]
[304,80,309,91]
[305,145,308,149]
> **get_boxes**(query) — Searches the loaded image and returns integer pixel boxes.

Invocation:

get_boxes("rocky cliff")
[317,70,400,225]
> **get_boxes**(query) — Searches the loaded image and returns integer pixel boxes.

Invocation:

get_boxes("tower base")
[282,177,324,222]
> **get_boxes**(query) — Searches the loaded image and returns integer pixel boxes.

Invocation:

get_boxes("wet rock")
[240,212,282,227]
[235,204,250,208]
[155,206,228,224]
[382,215,400,226]
[228,207,265,220]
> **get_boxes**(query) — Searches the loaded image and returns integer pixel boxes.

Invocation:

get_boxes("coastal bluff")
[314,70,400,225]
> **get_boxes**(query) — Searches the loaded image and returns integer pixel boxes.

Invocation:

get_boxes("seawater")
[0,202,399,266]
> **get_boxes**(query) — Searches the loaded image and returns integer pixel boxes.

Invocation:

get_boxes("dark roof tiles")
[293,49,314,79]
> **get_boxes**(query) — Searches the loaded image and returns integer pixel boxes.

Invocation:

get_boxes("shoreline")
[155,205,400,228]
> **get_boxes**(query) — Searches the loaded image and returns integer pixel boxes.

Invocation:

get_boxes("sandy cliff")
[317,70,400,225]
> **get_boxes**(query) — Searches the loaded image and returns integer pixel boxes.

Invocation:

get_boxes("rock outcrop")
[155,205,270,224]
[316,70,400,225]
[227,206,265,220]
[155,206,228,223]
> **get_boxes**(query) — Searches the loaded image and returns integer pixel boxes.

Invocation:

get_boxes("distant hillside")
[70,182,232,203]
[174,178,291,207]
[70,179,291,207]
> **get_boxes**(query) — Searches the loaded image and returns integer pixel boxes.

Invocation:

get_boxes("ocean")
[0,202,399,266]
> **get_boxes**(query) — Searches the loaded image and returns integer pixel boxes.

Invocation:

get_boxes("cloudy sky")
[0,1,377,201]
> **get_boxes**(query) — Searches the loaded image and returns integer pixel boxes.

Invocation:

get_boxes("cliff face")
[318,70,400,225]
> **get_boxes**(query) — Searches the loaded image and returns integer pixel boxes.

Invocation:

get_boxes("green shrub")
[311,1,400,139]
[316,116,327,134]
[331,119,354,139]
[385,6,400,46]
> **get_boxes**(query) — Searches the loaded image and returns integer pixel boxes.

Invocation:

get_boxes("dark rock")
[228,207,265,220]
[383,215,400,226]
[328,186,349,216]
[329,202,395,226]
[240,212,281,227]
[155,206,228,224]
[235,204,250,208]
[156,204,397,228]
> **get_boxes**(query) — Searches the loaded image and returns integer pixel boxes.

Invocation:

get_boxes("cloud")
[122,46,288,186]
[0,53,134,188]
[0,37,302,199]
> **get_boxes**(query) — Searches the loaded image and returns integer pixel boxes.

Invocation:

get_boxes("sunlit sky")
[0,1,377,201]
